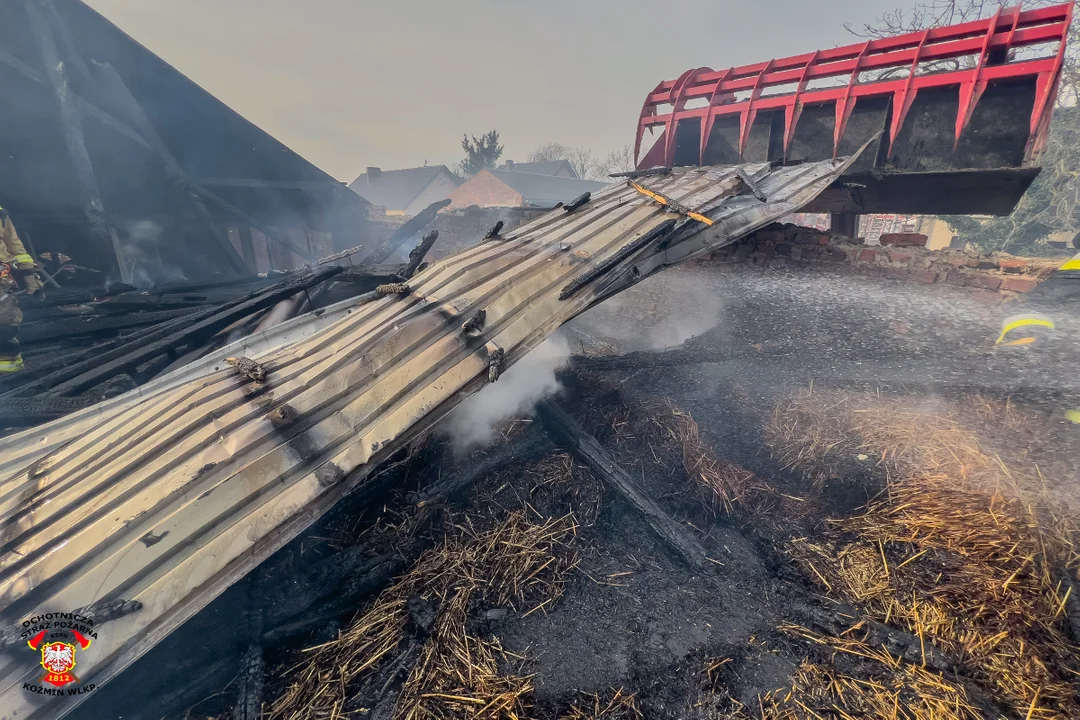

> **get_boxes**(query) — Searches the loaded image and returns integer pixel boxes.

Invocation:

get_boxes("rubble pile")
[705,222,1063,295]
[5,249,1076,720]
[178,370,1078,720]
[0,253,422,434]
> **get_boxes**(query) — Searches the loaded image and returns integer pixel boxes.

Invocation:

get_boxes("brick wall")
[365,206,549,262]
[446,171,523,210]
[701,223,1062,295]
[432,206,548,258]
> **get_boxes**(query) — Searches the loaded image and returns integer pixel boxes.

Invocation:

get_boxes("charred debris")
[0,231,438,429]
[0,3,1078,719]
[60,335,1080,720]
[17,258,1078,720]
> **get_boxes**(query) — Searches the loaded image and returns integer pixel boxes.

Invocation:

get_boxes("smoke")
[442,332,570,450]
[568,270,724,352]
[643,284,723,349]
[112,221,188,289]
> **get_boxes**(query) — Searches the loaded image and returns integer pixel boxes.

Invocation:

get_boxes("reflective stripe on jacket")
[0,212,31,269]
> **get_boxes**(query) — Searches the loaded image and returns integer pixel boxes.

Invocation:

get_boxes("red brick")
[946,270,967,285]
[857,249,878,263]
[967,273,1002,290]
[947,256,977,267]
[996,258,1029,270]
[446,170,525,208]
[879,232,928,247]
[888,251,913,263]
[1000,276,1041,293]
[794,230,827,245]
[910,270,938,284]
[754,229,785,244]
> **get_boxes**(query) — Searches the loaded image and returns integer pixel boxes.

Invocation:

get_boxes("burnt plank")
[6,267,341,398]
[0,396,96,428]
[18,307,199,344]
[537,398,709,570]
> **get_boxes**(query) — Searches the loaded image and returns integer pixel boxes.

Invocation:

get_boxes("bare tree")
[565,147,600,180]
[526,143,599,179]
[594,144,636,177]
[526,142,572,163]
[848,0,1078,91]
[526,142,632,180]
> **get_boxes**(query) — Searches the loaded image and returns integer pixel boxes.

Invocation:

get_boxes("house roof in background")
[501,160,577,178]
[484,169,609,208]
[348,165,461,211]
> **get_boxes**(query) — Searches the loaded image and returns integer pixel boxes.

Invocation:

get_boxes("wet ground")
[74,263,1080,719]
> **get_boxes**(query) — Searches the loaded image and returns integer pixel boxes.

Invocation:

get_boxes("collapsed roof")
[0,0,370,280]
[0,156,860,718]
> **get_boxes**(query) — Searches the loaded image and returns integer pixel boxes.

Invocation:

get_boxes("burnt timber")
[0,157,858,718]
[0,0,374,282]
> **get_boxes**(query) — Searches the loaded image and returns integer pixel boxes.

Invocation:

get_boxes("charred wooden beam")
[0,396,96,429]
[18,307,199,345]
[91,60,249,276]
[18,275,272,312]
[404,230,439,279]
[0,311,194,394]
[367,199,451,264]
[800,603,957,674]
[536,398,709,570]
[232,645,265,720]
[5,267,342,398]
[333,263,407,285]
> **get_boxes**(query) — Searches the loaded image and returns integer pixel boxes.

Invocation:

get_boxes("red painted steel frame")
[635,3,1073,168]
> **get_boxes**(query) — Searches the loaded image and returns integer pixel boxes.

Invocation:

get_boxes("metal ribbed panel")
[0,157,852,718]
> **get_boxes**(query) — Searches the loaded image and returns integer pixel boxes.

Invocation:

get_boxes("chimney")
[502,160,514,170]
[366,167,381,182]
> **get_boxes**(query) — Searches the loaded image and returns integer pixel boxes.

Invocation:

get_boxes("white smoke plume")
[443,332,570,450]
[567,269,724,352]
[115,220,187,289]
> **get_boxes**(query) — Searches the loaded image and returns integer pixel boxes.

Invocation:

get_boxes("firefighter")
[995,250,1080,423]
[0,206,43,373]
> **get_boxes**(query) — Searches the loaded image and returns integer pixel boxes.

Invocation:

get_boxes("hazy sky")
[84,0,906,181]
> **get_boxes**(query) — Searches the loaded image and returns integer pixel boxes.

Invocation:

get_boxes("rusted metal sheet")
[0,157,854,717]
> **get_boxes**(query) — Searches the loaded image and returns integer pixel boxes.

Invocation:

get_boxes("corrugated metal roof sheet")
[0,157,856,717]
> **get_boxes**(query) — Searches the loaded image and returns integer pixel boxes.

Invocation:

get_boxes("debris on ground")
[150,361,1075,720]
